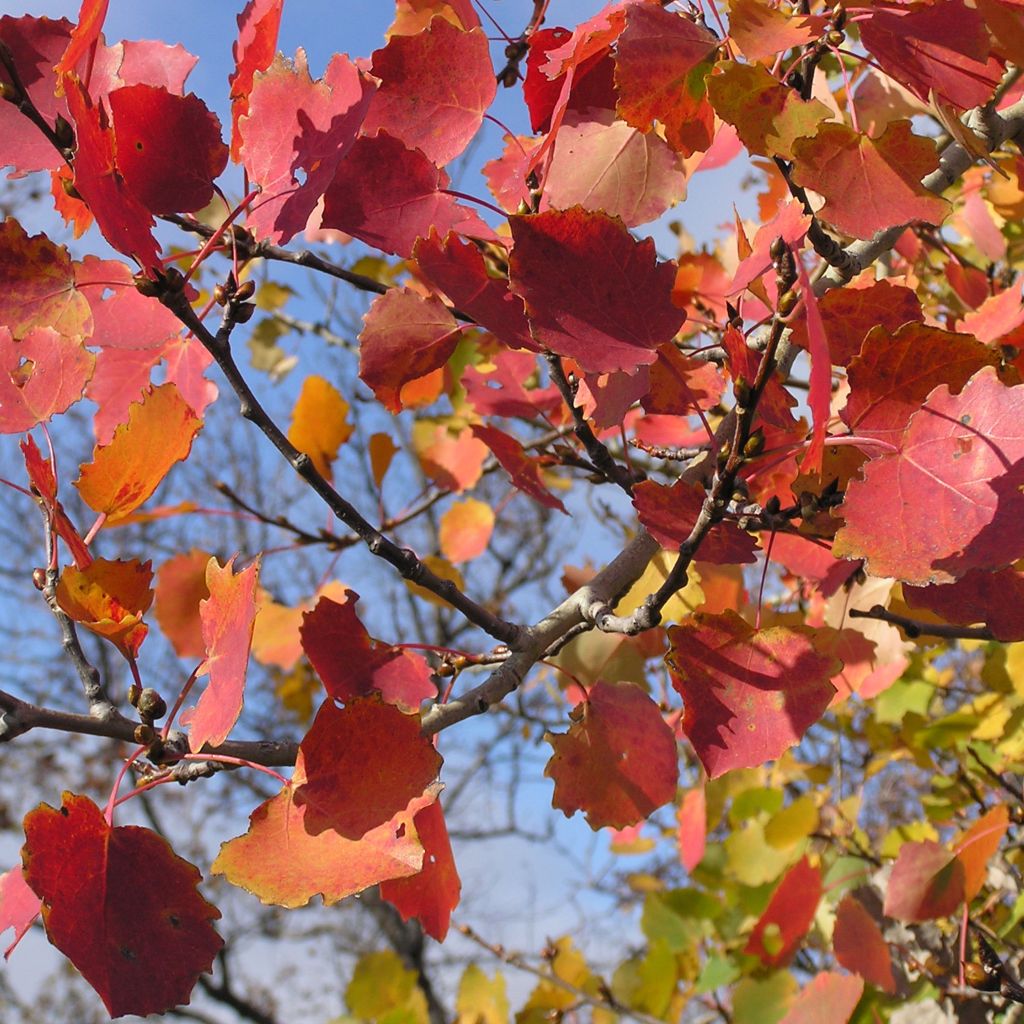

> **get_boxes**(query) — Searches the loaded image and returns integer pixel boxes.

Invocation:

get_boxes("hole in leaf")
[167,913,181,928]
[135,141,144,151]
[59,806,69,817]
[120,946,137,961]
[11,358,35,388]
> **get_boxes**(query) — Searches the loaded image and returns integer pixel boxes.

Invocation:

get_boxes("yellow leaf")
[439,499,494,562]
[287,375,352,481]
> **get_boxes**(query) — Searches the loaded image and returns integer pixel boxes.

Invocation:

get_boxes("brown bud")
[826,29,845,46]
[137,688,167,721]
[133,723,156,745]
[743,428,765,458]
[32,568,46,591]
[235,279,256,302]
[213,283,228,306]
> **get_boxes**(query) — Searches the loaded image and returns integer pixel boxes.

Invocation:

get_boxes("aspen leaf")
[22,792,222,1018]
[439,498,494,563]
[833,895,896,993]
[154,549,216,659]
[0,867,40,959]
[75,383,201,525]
[545,680,679,830]
[228,0,284,160]
[286,375,352,481]
[184,556,260,752]
[883,840,965,921]
[743,857,821,968]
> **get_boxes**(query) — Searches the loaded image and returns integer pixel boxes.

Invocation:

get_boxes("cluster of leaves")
[0,0,1023,1021]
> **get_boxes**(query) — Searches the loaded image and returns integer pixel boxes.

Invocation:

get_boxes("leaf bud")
[128,681,143,707]
[133,723,156,745]
[769,236,788,262]
[776,289,798,317]
[137,688,167,721]
[213,283,228,306]
[764,495,781,516]
[162,267,185,292]
[826,29,845,46]
[234,279,256,302]
[133,272,162,298]
[963,960,1000,991]
[743,428,765,457]
[233,302,256,324]
[0,80,17,103]
[32,567,46,591]
[53,112,75,150]
[734,375,752,409]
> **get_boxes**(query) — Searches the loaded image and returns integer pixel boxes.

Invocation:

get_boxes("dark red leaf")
[904,566,1024,641]
[295,697,442,839]
[471,424,568,513]
[833,895,896,993]
[632,479,758,564]
[22,792,222,1018]
[509,207,684,374]
[545,680,679,830]
[107,85,228,214]
[300,592,436,712]
[667,611,838,778]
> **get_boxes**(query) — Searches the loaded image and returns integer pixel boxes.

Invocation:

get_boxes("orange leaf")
[212,725,438,908]
[439,498,494,562]
[153,549,216,660]
[184,556,260,752]
[955,805,1009,901]
[833,894,896,994]
[286,375,352,482]
[56,557,153,660]
[75,383,201,525]
[744,857,821,968]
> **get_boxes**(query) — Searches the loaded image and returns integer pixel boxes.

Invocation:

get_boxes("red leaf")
[300,592,436,712]
[294,697,442,839]
[321,132,496,258]
[359,287,461,413]
[380,800,461,941]
[860,0,1003,110]
[509,207,684,374]
[729,198,810,296]
[240,51,375,243]
[545,680,679,830]
[462,350,561,420]
[904,566,1024,642]
[212,763,436,909]
[643,344,725,416]
[667,611,838,778]
[21,437,91,569]
[56,557,153,660]
[833,895,896,993]
[744,857,821,968]
[0,16,73,175]
[778,973,864,1024]
[0,866,41,959]
[677,786,706,872]
[0,326,94,433]
[791,121,949,240]
[363,17,496,167]
[471,424,568,513]
[788,280,923,368]
[0,218,92,341]
[841,323,998,447]
[228,0,284,161]
[523,26,616,134]
[614,3,718,156]
[796,258,830,475]
[22,792,222,1018]
[834,367,1024,584]
[632,479,758,564]
[883,840,965,921]
[154,549,215,659]
[414,231,537,352]
[107,85,228,214]
[86,347,161,444]
[542,112,688,227]
[184,556,260,752]
[75,382,202,525]
[64,76,161,272]
[955,805,1009,901]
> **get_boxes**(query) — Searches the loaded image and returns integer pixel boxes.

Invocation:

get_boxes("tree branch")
[848,605,995,642]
